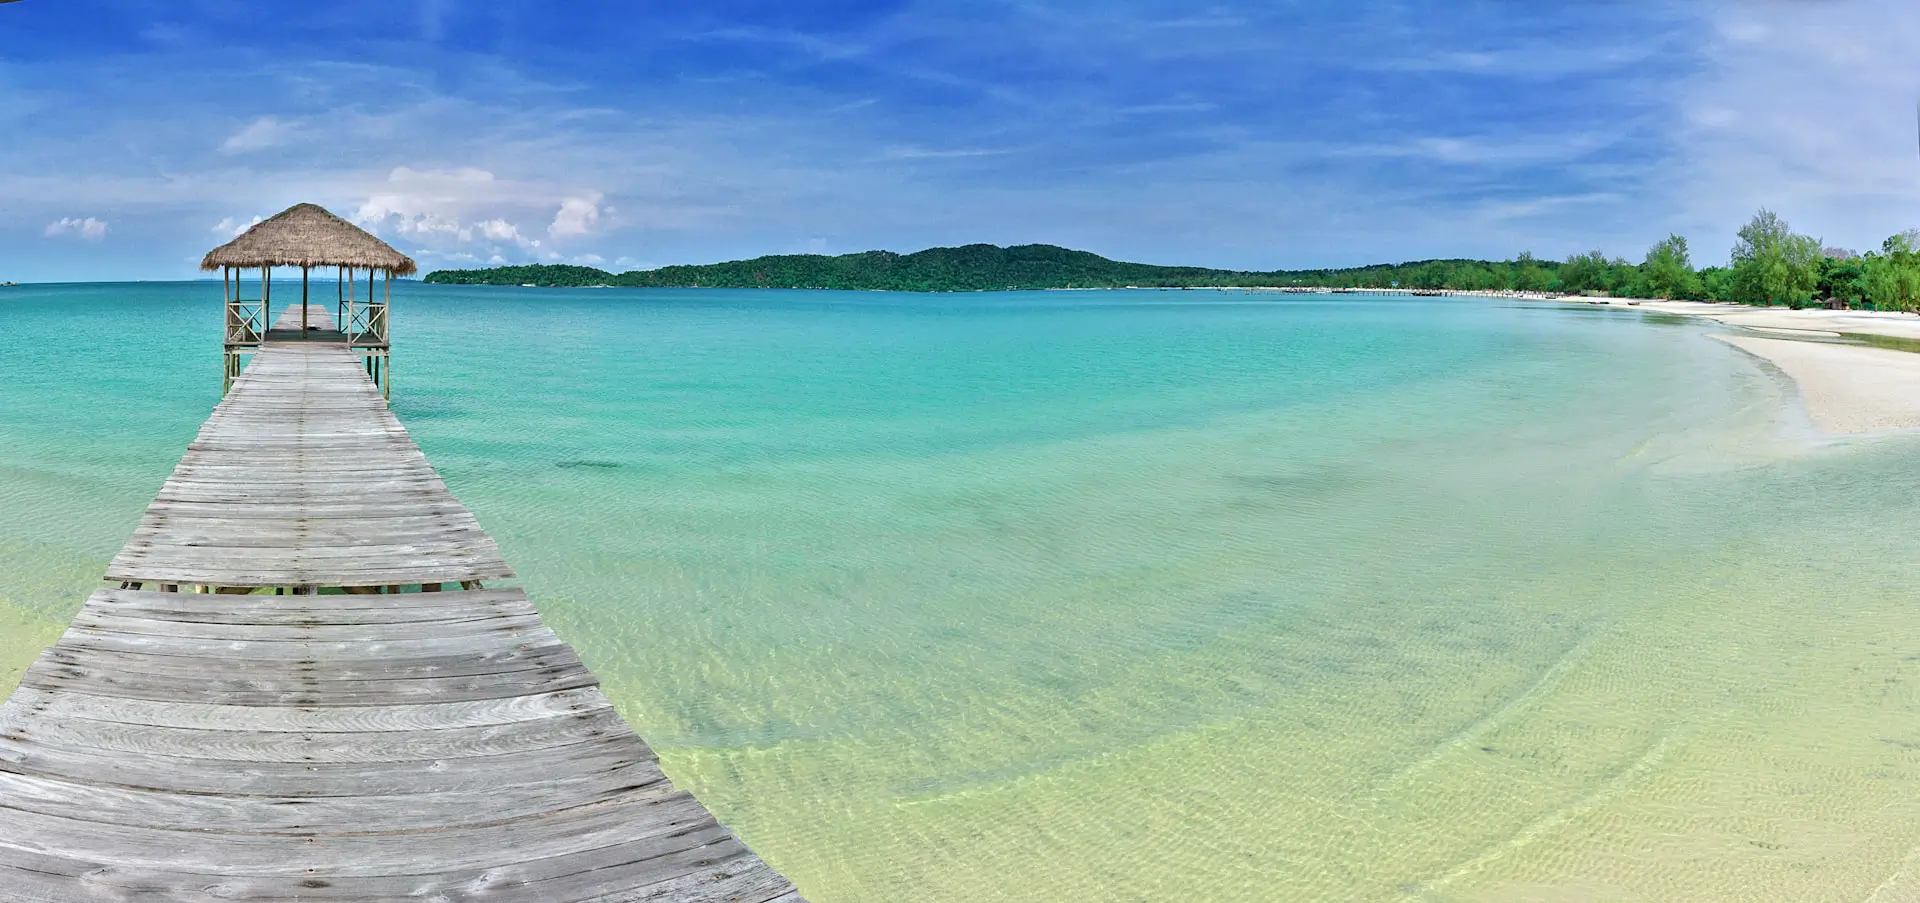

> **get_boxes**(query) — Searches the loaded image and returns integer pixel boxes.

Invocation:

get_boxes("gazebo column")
[345,265,356,344]
[302,266,310,337]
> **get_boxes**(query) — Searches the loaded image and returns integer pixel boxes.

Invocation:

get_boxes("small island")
[423,243,1575,293]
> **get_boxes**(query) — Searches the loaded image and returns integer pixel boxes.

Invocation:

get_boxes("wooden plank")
[0,708,637,764]
[37,642,587,684]
[0,793,719,875]
[90,591,525,614]
[0,751,672,823]
[0,687,614,732]
[21,660,601,707]
[0,831,784,902]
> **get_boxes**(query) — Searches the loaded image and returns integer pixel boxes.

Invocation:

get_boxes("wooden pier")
[0,208,803,901]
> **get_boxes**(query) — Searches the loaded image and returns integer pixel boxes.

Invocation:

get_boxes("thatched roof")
[201,203,417,276]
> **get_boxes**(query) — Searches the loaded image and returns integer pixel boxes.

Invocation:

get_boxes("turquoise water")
[4,283,1920,901]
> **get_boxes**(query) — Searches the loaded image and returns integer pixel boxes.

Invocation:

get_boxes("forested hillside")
[425,215,1920,310]
[425,244,1568,293]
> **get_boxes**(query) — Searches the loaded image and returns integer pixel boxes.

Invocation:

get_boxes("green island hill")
[424,244,1572,294]
[423,212,1920,311]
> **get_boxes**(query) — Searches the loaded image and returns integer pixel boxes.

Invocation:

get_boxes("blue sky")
[3,0,1919,281]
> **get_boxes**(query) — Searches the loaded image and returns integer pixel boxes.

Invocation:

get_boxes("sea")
[2,282,1918,901]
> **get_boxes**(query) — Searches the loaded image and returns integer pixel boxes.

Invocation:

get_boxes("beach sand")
[1711,333,1920,433]
[1279,290,1920,435]
[1563,299,1920,435]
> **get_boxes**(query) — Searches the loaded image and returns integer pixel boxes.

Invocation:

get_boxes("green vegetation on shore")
[424,210,1920,310]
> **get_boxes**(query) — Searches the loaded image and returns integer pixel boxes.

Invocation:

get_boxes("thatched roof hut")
[202,203,416,276]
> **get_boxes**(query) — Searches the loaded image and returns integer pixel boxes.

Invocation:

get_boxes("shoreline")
[1543,298,1920,436]
[1201,288,1920,437]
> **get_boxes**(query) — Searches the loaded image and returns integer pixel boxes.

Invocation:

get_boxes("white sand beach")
[1276,289,1920,435]
[1585,299,1920,435]
[1710,334,1920,433]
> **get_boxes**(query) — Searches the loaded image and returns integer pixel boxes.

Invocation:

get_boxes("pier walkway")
[0,307,803,901]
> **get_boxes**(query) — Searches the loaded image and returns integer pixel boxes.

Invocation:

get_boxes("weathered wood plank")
[1,686,613,732]
[0,708,638,765]
[0,830,782,902]
[0,742,666,804]
[0,793,719,874]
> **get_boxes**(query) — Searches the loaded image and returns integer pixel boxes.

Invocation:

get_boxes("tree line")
[1289,209,1920,309]
[422,212,1920,307]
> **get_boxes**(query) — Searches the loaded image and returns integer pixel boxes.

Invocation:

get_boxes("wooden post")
[222,266,232,394]
[301,267,310,337]
[262,267,270,335]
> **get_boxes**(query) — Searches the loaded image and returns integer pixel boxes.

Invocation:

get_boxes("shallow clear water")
[3,283,1919,901]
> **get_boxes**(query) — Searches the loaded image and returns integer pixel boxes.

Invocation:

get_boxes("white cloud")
[477,218,522,242]
[349,167,600,258]
[352,168,507,230]
[220,116,297,153]
[570,253,606,266]
[44,217,108,241]
[549,196,602,236]
[211,215,263,237]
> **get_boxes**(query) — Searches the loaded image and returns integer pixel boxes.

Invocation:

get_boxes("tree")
[1558,250,1602,294]
[1512,252,1553,292]
[1640,234,1702,300]
[1817,256,1866,308]
[1730,209,1820,307]
[1860,232,1920,312]
[1700,266,1735,303]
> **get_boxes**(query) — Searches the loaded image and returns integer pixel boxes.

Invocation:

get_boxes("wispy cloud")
[1331,133,1624,168]
[220,116,298,154]
[879,145,1018,161]
[698,26,869,62]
